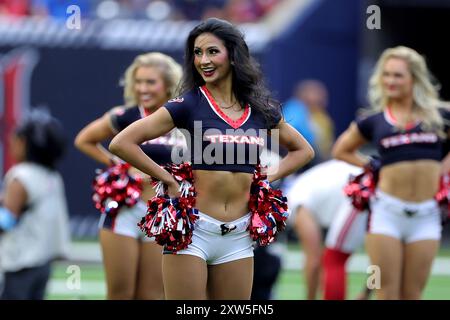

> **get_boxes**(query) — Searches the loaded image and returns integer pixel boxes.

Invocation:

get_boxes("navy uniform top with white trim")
[164,86,281,174]
[109,105,185,165]
[356,107,450,167]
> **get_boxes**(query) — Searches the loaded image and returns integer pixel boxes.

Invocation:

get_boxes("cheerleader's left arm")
[267,121,315,183]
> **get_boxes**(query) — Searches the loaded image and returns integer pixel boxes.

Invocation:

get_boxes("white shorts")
[98,201,154,242]
[164,212,255,265]
[368,190,442,243]
[325,201,368,253]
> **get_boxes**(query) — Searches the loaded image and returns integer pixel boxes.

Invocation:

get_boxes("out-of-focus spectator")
[282,82,316,149]
[0,108,70,300]
[298,79,335,161]
[251,245,281,300]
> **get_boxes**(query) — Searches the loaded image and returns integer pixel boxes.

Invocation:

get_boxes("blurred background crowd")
[0,0,280,22]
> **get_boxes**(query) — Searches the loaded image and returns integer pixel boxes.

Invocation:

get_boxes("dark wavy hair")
[180,18,282,129]
[15,108,67,170]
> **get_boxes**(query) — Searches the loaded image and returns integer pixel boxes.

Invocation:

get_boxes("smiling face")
[133,66,168,110]
[382,57,414,102]
[193,32,232,86]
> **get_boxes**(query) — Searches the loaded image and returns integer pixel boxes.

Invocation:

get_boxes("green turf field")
[46,262,450,300]
[275,270,450,300]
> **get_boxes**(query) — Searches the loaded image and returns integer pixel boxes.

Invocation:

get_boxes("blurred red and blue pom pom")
[248,165,289,246]
[344,169,377,211]
[92,162,143,216]
[435,173,450,224]
[139,162,199,252]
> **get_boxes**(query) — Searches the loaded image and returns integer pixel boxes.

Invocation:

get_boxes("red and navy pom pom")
[435,173,450,224]
[92,162,143,216]
[344,169,377,211]
[138,162,199,252]
[247,165,289,246]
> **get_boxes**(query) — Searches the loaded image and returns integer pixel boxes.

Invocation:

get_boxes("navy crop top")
[163,86,282,174]
[110,106,185,166]
[356,107,450,167]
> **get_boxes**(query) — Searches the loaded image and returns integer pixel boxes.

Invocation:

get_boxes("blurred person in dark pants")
[251,244,281,300]
[0,109,70,300]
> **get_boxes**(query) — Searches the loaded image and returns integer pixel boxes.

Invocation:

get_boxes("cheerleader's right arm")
[74,112,118,166]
